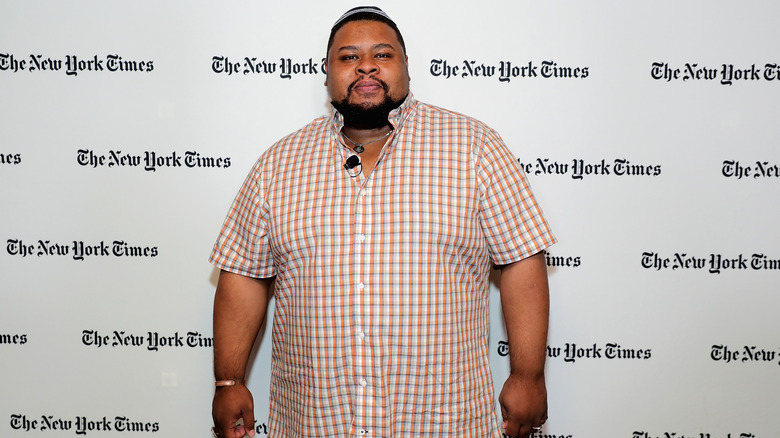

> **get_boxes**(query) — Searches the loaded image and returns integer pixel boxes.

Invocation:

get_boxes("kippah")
[332,6,395,29]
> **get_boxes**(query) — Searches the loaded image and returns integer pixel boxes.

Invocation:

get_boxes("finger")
[213,416,241,438]
[502,419,520,438]
[500,405,509,431]
[242,411,256,437]
[211,424,232,438]
[215,423,230,438]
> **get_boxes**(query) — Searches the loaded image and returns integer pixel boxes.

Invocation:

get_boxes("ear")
[323,60,328,86]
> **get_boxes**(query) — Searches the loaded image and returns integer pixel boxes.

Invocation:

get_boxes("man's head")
[325,6,410,128]
[327,6,407,59]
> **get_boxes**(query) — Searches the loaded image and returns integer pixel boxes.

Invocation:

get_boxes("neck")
[342,123,392,145]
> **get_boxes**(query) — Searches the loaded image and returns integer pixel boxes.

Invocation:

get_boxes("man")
[210,6,555,438]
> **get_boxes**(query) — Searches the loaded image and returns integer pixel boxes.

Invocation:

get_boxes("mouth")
[349,78,388,95]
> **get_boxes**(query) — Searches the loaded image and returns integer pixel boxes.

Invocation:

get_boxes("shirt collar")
[330,93,417,133]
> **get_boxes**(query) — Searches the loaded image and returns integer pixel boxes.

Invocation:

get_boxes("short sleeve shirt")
[210,95,556,437]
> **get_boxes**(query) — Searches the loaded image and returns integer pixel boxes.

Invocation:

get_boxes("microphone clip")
[343,154,362,177]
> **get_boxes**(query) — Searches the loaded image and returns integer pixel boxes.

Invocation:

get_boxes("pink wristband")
[215,379,242,387]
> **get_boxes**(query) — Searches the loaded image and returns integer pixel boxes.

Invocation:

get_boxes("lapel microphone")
[344,155,361,170]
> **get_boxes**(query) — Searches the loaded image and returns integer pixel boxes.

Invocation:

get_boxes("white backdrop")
[2,1,779,436]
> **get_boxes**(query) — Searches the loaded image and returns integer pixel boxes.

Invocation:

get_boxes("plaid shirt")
[210,95,555,437]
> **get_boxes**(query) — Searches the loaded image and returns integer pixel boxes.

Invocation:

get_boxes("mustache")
[347,76,389,94]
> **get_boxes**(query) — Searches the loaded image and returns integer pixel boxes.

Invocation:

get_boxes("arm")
[212,270,274,438]
[498,252,550,438]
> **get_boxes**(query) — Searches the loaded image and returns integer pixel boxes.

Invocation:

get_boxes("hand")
[212,385,256,438]
[498,373,547,438]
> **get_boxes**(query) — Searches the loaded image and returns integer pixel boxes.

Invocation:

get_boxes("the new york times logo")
[642,251,780,274]
[0,333,27,345]
[652,61,780,85]
[0,153,22,165]
[7,239,158,261]
[10,414,159,434]
[431,59,589,82]
[545,251,581,268]
[212,56,323,79]
[77,149,231,171]
[503,432,572,438]
[82,330,213,351]
[634,432,755,438]
[712,344,780,366]
[518,158,662,180]
[0,53,153,76]
[723,160,780,179]
[498,341,652,362]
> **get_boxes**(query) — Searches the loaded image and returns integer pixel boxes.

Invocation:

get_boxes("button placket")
[352,182,373,432]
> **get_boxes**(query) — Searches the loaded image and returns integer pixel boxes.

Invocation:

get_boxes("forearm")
[213,270,273,381]
[499,252,550,377]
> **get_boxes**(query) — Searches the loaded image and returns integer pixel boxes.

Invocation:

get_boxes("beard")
[331,79,406,129]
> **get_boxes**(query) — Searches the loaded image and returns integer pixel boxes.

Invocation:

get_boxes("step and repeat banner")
[2,1,778,436]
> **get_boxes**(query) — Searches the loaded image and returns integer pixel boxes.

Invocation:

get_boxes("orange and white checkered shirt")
[210,95,555,437]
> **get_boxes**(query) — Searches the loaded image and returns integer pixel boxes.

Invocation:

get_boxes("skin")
[211,19,550,438]
[212,272,271,438]
[498,253,550,437]
[324,20,410,175]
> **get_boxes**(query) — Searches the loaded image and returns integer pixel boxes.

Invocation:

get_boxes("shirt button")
[357,283,365,291]
[358,234,366,242]
[357,331,365,339]
[359,379,367,387]
[359,189,367,197]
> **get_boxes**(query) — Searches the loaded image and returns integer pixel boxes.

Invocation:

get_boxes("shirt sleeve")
[209,157,276,278]
[476,128,556,266]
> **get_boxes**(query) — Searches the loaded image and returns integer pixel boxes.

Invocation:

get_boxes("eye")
[376,53,392,59]
[341,55,358,61]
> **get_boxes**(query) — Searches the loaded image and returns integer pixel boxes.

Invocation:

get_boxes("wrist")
[215,378,244,387]
[508,370,545,381]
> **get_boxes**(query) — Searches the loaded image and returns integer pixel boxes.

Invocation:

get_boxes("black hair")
[326,11,407,60]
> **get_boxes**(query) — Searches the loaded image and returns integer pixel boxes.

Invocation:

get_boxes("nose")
[356,58,378,76]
